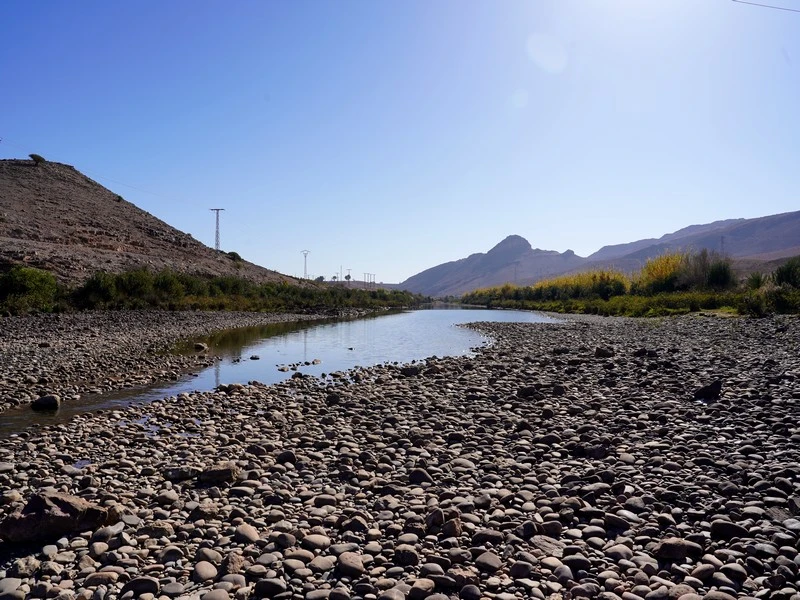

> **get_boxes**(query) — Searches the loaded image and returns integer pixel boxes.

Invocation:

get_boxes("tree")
[314,275,325,282]
[29,153,46,165]
[345,274,351,285]
[331,275,338,282]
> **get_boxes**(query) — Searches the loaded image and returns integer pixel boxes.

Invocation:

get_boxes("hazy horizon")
[2,1,798,282]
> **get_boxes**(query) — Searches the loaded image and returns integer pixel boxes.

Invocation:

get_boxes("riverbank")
[1,314,799,600]
[0,310,355,414]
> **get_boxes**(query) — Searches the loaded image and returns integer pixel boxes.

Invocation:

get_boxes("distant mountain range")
[399,211,800,297]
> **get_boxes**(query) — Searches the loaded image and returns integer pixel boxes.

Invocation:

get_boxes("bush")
[774,256,800,288]
[29,153,46,165]
[74,272,117,308]
[226,251,243,262]
[738,290,768,317]
[116,269,155,300]
[634,253,684,295]
[746,272,765,290]
[0,266,58,314]
[767,285,800,313]
[154,270,185,299]
[707,260,735,289]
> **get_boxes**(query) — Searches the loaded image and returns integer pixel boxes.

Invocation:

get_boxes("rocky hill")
[400,211,800,297]
[0,159,303,286]
[588,211,800,263]
[400,235,585,297]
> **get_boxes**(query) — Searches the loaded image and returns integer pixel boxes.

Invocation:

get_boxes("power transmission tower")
[210,208,225,251]
[301,250,310,279]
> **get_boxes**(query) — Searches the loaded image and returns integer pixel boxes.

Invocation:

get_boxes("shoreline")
[0,309,373,415]
[1,314,799,600]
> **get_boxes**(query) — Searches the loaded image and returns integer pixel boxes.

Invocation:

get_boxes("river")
[0,308,557,436]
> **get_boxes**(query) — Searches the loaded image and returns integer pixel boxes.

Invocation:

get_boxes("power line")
[731,0,800,13]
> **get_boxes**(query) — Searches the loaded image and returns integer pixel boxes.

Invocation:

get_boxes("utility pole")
[301,250,310,279]
[210,208,225,251]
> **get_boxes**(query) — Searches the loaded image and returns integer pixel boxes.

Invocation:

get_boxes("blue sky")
[1,0,798,283]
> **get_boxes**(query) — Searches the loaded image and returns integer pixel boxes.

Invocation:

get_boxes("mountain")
[0,159,302,286]
[588,213,800,263]
[399,211,800,297]
[588,218,744,262]
[400,235,584,297]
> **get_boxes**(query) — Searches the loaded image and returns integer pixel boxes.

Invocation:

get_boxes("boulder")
[0,492,108,543]
[31,394,61,411]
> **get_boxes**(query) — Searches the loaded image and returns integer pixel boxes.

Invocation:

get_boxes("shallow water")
[0,308,557,437]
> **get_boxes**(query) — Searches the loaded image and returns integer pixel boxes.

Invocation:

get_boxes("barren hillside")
[0,159,305,286]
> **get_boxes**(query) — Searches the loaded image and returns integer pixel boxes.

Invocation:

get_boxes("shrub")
[154,270,185,299]
[767,285,800,313]
[0,266,58,313]
[707,259,735,289]
[74,272,117,308]
[678,249,711,289]
[634,252,684,295]
[530,270,629,301]
[29,153,46,165]
[116,269,155,299]
[746,272,765,290]
[178,273,210,297]
[226,251,243,262]
[774,256,800,288]
[738,290,768,317]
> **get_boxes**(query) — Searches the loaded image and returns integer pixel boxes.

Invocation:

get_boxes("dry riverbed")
[1,314,799,600]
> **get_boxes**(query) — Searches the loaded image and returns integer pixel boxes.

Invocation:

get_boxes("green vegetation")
[462,251,800,317]
[0,266,59,314]
[774,256,800,288]
[29,153,46,165]
[0,267,426,316]
[70,269,425,312]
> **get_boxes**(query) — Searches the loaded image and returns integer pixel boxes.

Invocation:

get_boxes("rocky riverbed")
[0,311,337,414]
[1,314,799,600]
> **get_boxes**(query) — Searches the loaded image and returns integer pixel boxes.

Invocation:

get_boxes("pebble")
[0,313,797,600]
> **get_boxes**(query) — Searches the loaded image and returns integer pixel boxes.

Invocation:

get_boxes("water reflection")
[0,308,557,438]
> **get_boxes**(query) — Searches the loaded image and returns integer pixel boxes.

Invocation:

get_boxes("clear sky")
[1,0,798,283]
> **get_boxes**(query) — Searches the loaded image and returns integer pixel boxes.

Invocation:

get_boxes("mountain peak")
[487,235,532,256]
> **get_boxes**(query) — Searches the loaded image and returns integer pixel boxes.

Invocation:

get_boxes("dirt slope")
[0,159,305,286]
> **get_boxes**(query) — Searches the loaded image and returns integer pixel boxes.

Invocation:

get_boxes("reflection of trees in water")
[203,321,320,352]
[175,310,407,359]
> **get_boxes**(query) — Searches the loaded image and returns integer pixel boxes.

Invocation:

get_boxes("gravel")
[1,312,799,600]
[0,310,334,414]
